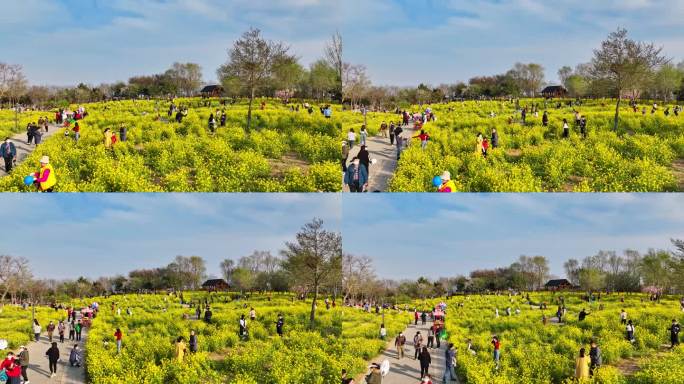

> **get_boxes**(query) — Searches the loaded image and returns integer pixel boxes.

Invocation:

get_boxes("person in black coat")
[418,346,431,378]
[491,129,499,149]
[670,319,681,348]
[45,342,60,377]
[357,146,370,176]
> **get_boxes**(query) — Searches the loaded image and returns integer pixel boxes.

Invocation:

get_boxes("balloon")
[432,176,442,187]
[0,339,7,350]
[23,175,35,186]
[370,158,377,165]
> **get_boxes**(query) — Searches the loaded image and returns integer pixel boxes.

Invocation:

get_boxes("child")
[482,138,489,158]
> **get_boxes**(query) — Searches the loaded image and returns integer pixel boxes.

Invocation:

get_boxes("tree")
[565,75,589,97]
[564,259,580,286]
[509,63,545,96]
[309,59,337,100]
[217,27,289,130]
[651,64,683,102]
[0,63,28,106]
[0,255,30,303]
[558,66,573,87]
[220,259,235,284]
[231,267,255,293]
[165,62,203,96]
[324,31,343,102]
[342,63,370,106]
[589,28,668,131]
[281,218,342,327]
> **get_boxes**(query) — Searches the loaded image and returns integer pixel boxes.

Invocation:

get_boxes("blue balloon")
[432,176,442,187]
[23,175,35,186]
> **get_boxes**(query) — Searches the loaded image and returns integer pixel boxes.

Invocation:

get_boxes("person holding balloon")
[25,156,57,192]
[433,171,456,193]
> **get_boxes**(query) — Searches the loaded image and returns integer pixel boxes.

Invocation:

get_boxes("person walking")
[68,320,75,341]
[119,123,127,142]
[17,346,29,384]
[189,330,198,353]
[574,348,590,379]
[72,122,81,142]
[45,342,60,378]
[46,321,55,343]
[669,319,681,348]
[32,320,41,342]
[357,145,370,177]
[626,320,636,343]
[418,346,431,378]
[344,158,368,193]
[276,314,284,337]
[75,320,82,341]
[620,309,627,325]
[0,138,16,173]
[562,119,570,138]
[360,126,368,146]
[491,129,499,149]
[395,333,406,359]
[58,321,66,343]
[174,337,187,362]
[542,111,549,127]
[427,327,435,348]
[341,142,349,172]
[114,328,123,353]
[389,122,395,145]
[379,324,387,340]
[104,128,113,149]
[589,340,602,376]
[443,343,456,382]
[413,332,424,360]
[492,335,501,369]
[239,314,248,338]
[347,129,356,149]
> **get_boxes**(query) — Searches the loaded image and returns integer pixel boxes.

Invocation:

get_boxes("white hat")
[40,156,50,164]
[441,171,451,181]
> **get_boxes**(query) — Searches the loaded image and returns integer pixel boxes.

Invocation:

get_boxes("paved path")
[344,123,416,192]
[0,124,62,177]
[362,320,453,384]
[22,317,88,384]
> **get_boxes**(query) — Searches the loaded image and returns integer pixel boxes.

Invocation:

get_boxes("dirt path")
[358,320,455,384]
[613,344,672,377]
[673,158,684,191]
[0,124,62,177]
[344,123,416,192]
[20,315,89,384]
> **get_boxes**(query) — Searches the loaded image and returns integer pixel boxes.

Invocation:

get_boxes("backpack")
[0,369,7,381]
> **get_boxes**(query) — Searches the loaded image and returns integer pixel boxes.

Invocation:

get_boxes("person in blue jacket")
[344,157,368,192]
[1,137,17,173]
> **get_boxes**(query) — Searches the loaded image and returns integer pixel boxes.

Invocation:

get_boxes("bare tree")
[589,28,668,131]
[342,63,371,106]
[0,255,30,303]
[281,218,342,327]
[217,28,290,131]
[220,259,235,283]
[324,31,343,101]
[165,62,203,96]
[0,63,28,106]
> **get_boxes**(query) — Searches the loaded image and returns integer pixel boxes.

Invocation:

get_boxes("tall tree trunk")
[613,94,621,132]
[247,88,255,131]
[310,282,318,328]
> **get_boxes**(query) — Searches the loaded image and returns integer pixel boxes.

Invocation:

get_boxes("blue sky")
[0,194,340,279]
[4,1,684,86]
[342,194,684,280]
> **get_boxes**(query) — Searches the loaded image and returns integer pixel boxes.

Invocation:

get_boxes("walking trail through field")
[0,124,62,178]
[21,314,88,384]
[344,123,416,192]
[359,319,456,384]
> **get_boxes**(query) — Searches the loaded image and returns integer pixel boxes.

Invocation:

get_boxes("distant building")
[201,278,230,291]
[200,85,223,98]
[541,86,567,98]
[544,279,574,291]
